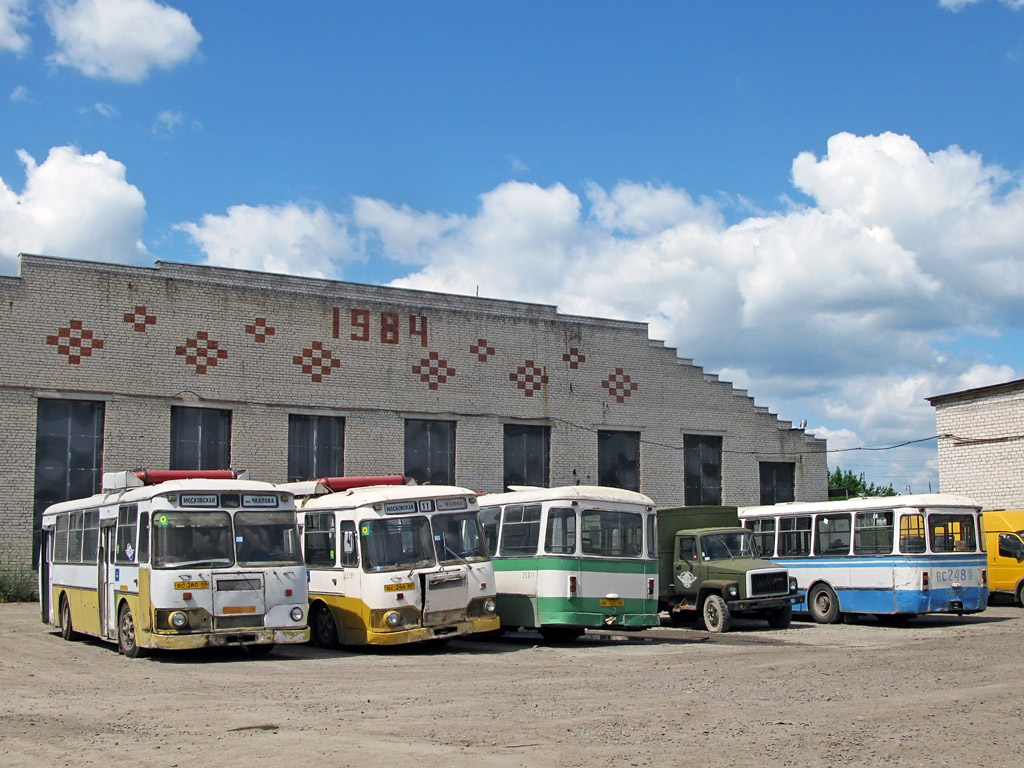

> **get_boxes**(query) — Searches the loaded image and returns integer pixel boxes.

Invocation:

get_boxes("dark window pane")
[684,435,722,505]
[171,407,231,470]
[503,424,549,489]
[404,420,455,485]
[598,431,640,492]
[759,462,795,505]
[288,415,345,482]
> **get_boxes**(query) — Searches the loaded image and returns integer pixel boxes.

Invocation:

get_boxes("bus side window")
[304,512,336,567]
[115,504,138,564]
[478,506,500,556]
[137,512,150,564]
[340,521,358,568]
[899,513,926,554]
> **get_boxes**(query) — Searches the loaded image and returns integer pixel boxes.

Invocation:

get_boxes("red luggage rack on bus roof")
[134,469,239,484]
[317,475,407,492]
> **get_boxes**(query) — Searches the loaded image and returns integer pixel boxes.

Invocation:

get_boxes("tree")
[828,467,898,498]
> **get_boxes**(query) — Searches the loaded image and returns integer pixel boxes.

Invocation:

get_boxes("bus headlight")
[169,611,189,629]
[789,577,799,593]
[726,584,738,598]
[484,598,496,614]
[384,611,402,627]
[290,607,304,622]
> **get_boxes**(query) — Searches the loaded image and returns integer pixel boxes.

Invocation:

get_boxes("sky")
[2,0,1024,495]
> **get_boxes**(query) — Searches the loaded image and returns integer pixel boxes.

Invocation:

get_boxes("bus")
[39,470,309,657]
[288,476,499,646]
[478,486,660,642]
[738,494,988,623]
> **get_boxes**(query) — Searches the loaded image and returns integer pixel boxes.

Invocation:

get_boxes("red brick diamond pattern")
[510,360,548,397]
[562,347,586,369]
[245,317,276,343]
[293,341,341,383]
[602,367,639,403]
[470,338,495,362]
[46,320,104,365]
[175,331,228,374]
[123,305,156,332]
[413,351,456,391]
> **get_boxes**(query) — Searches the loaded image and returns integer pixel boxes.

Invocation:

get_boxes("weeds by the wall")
[0,562,37,602]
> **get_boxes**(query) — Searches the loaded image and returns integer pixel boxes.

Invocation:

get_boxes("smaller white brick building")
[928,379,1024,511]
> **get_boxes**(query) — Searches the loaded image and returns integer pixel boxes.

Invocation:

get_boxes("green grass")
[0,562,37,602]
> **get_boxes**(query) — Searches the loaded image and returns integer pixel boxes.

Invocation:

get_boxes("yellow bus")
[287,476,499,646]
[40,470,309,657]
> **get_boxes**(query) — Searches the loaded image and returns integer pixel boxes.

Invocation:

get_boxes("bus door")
[98,523,115,639]
[39,530,51,622]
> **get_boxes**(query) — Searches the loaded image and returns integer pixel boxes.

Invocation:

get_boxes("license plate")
[174,580,209,590]
[600,599,625,607]
[385,582,415,592]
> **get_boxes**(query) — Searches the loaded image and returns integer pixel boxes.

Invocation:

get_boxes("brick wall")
[0,254,827,572]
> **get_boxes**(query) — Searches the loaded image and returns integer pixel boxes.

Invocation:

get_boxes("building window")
[503,424,549,490]
[598,430,640,491]
[404,420,455,485]
[170,407,231,470]
[288,415,345,481]
[759,461,795,505]
[34,399,105,567]
[684,434,722,505]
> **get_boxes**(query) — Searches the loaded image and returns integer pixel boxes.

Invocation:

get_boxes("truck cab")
[660,524,802,632]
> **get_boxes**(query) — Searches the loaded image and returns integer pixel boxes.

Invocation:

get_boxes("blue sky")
[3,0,1024,494]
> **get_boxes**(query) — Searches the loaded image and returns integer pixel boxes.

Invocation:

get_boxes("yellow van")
[984,510,1024,605]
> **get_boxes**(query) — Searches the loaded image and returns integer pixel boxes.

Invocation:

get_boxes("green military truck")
[657,506,802,632]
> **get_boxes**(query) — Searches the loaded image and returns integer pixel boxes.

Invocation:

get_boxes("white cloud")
[940,0,1024,10]
[352,197,464,265]
[45,0,200,83]
[0,0,30,54]
[0,145,147,271]
[10,84,28,101]
[175,203,355,279]
[152,108,182,136]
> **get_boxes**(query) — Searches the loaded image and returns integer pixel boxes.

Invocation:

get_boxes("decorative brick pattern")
[413,351,456,390]
[510,360,549,397]
[470,338,495,362]
[293,341,341,382]
[175,331,228,374]
[46,320,104,364]
[602,367,638,403]
[245,317,276,343]
[563,347,586,369]
[123,305,156,332]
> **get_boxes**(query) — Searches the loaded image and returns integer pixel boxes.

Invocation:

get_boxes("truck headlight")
[169,611,188,629]
[290,606,304,622]
[726,585,738,598]
[484,598,496,614]
[385,611,402,627]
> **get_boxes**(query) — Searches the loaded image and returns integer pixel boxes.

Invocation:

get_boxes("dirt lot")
[2,601,1023,768]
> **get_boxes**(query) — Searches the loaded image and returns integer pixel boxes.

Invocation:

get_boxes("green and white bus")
[479,486,660,642]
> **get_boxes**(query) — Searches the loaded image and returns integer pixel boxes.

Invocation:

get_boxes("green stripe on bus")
[496,594,659,629]
[492,557,658,574]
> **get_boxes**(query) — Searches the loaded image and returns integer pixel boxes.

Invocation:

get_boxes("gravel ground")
[2,601,1022,768]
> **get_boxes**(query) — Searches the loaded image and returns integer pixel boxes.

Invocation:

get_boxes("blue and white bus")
[738,494,987,623]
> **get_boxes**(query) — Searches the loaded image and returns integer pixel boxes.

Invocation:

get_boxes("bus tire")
[767,605,792,629]
[808,584,841,624]
[311,603,339,649]
[702,594,731,633]
[59,595,78,641]
[117,603,145,658]
[539,627,584,643]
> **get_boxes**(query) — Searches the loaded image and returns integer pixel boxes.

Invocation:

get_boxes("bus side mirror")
[343,531,355,554]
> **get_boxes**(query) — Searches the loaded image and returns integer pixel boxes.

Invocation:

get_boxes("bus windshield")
[152,510,233,568]
[432,512,488,563]
[701,531,760,560]
[236,511,303,566]
[362,516,435,572]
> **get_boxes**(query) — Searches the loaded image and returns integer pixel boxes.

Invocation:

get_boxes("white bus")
[40,470,309,657]
[739,494,988,623]
[478,486,661,642]
[287,476,499,646]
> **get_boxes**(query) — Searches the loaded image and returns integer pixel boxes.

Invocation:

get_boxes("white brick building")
[0,254,827,574]
[928,379,1024,511]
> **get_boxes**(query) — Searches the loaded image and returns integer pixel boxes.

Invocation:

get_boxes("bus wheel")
[702,594,731,633]
[539,627,584,643]
[59,596,78,641]
[767,605,792,629]
[808,584,841,624]
[311,603,340,649]
[117,604,145,658]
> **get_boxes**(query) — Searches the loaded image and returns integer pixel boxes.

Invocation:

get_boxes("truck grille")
[750,570,788,597]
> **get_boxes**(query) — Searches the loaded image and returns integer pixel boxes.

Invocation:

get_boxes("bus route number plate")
[600,599,625,607]
[174,580,210,590]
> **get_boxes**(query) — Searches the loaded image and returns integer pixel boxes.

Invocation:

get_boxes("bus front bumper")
[365,615,500,646]
[146,627,310,650]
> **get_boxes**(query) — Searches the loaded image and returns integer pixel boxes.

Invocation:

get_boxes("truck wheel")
[702,594,731,633]
[767,605,792,629]
[808,584,841,624]
[1016,582,1024,607]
